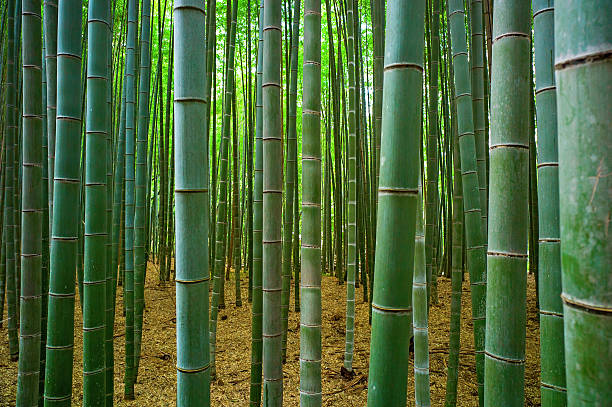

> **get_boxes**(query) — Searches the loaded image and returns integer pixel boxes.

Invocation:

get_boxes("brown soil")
[1,263,541,406]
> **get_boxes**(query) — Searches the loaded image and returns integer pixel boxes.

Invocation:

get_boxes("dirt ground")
[1,263,541,406]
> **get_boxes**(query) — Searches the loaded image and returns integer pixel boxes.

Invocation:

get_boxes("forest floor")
[1,262,541,406]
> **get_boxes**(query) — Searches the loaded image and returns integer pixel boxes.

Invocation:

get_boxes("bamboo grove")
[0,0,609,405]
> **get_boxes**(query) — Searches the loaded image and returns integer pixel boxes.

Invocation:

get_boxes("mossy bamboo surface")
[484,1,531,405]
[173,0,211,404]
[533,0,566,404]
[43,0,82,404]
[262,0,283,403]
[366,0,424,404]
[16,0,44,403]
[299,0,322,403]
[555,1,612,405]
[447,0,487,401]
[249,3,264,404]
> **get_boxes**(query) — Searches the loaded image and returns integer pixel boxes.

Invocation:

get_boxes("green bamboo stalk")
[245,0,254,305]
[366,0,424,403]
[370,0,382,194]
[343,0,357,374]
[104,9,114,406]
[16,0,44,403]
[299,0,322,402]
[156,18,167,281]
[43,0,82,404]
[83,0,111,404]
[209,0,238,379]
[14,0,22,322]
[0,238,5,333]
[484,1,531,405]
[123,0,137,398]
[173,0,210,403]
[134,0,152,378]
[262,0,283,403]
[0,171,6,332]
[206,0,217,280]
[444,100,464,407]
[112,76,126,298]
[447,0,487,402]
[425,0,440,306]
[44,0,57,235]
[292,159,299,312]
[470,0,487,239]
[232,94,242,307]
[528,71,538,313]
[162,29,174,282]
[4,0,19,363]
[40,25,51,404]
[321,123,330,276]
[281,0,300,362]
[555,1,611,405]
[249,2,264,404]
[533,1,566,405]
[413,165,430,406]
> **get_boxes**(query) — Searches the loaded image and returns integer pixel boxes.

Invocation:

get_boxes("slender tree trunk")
[470,0,488,241]
[249,3,264,404]
[484,1,531,405]
[209,0,238,379]
[281,0,300,363]
[123,0,138,397]
[533,1,566,404]
[262,0,283,403]
[425,0,440,306]
[82,0,111,403]
[134,0,152,378]
[366,0,424,403]
[444,100,464,407]
[173,0,211,402]
[16,0,44,403]
[555,1,612,404]
[342,0,357,374]
[447,1,488,402]
[43,0,82,404]
[413,164,430,406]
[44,0,57,234]
[232,89,242,307]
[299,0,322,401]
[4,0,19,363]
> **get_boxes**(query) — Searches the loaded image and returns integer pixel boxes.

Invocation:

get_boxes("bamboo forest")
[0,0,610,405]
